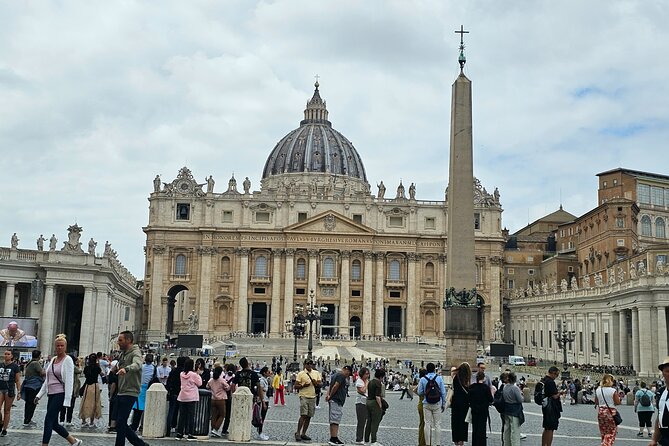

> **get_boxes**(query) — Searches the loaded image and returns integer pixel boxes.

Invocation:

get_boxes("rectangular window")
[507,256,514,262]
[254,287,266,294]
[255,212,270,223]
[617,239,625,247]
[526,256,534,262]
[666,189,669,208]
[389,216,404,227]
[568,266,574,272]
[351,289,361,297]
[613,179,618,186]
[474,213,481,230]
[579,332,583,352]
[389,290,401,298]
[352,214,363,224]
[124,306,130,321]
[295,288,306,295]
[657,255,668,265]
[524,330,527,345]
[507,268,514,274]
[507,279,514,289]
[298,212,307,223]
[591,332,596,351]
[425,217,436,229]
[222,211,233,222]
[540,330,544,347]
[616,217,624,228]
[638,184,651,204]
[176,203,190,220]
[602,181,607,188]
[528,269,535,275]
[652,186,665,206]
[604,333,610,355]
[549,331,552,348]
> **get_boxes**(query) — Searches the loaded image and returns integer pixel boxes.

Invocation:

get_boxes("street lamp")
[285,313,306,372]
[554,320,576,379]
[303,289,328,360]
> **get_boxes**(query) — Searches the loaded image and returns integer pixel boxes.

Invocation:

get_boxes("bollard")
[229,386,254,442]
[626,391,635,406]
[522,387,531,403]
[143,383,168,438]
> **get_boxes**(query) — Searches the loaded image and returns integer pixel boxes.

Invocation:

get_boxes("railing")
[0,248,9,260]
[385,279,406,288]
[319,276,339,285]
[170,274,191,282]
[17,251,37,262]
[250,275,271,284]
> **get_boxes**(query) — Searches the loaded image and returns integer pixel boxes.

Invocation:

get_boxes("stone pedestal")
[228,386,253,442]
[143,383,168,438]
[443,307,479,367]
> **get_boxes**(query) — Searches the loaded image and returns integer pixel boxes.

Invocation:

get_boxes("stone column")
[375,253,385,336]
[228,386,253,441]
[405,253,417,337]
[3,282,16,317]
[143,383,168,438]
[79,286,94,355]
[149,246,166,336]
[283,249,295,333]
[383,306,389,337]
[595,312,602,365]
[632,308,640,372]
[339,251,350,335]
[89,288,100,352]
[269,249,283,335]
[638,306,653,376]
[198,246,215,335]
[308,250,318,306]
[659,307,668,363]
[362,251,374,336]
[237,248,250,332]
[40,284,56,346]
[619,310,628,366]
[610,311,620,366]
[438,255,447,336]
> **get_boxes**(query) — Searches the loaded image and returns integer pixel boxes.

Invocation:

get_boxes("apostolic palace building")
[141,83,506,344]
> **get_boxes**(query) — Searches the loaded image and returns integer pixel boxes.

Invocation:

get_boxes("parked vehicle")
[508,355,526,366]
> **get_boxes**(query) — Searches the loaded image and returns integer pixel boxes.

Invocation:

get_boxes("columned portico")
[619,310,629,366]
[270,248,283,334]
[632,307,640,372]
[362,251,373,336]
[374,253,385,336]
[3,282,16,317]
[638,306,653,376]
[283,249,295,333]
[237,248,249,332]
[406,254,416,337]
[659,306,668,364]
[339,251,350,333]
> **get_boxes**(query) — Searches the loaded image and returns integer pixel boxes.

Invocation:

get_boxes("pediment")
[285,211,375,235]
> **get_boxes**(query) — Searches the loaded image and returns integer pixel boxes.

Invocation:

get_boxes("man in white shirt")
[157,357,171,386]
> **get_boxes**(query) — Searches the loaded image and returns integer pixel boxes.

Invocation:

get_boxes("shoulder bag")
[601,388,622,425]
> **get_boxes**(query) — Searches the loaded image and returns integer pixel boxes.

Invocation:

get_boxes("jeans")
[177,401,196,436]
[115,395,146,446]
[221,397,232,433]
[355,403,367,442]
[59,396,76,423]
[423,402,442,446]
[503,414,521,446]
[42,393,71,444]
[166,394,179,435]
[23,387,39,424]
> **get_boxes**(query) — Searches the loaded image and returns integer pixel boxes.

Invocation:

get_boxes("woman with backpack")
[634,381,654,437]
[594,373,621,446]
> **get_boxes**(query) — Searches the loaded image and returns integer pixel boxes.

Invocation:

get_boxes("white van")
[508,355,526,366]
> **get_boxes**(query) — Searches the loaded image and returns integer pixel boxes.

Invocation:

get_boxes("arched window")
[641,215,652,236]
[296,258,306,280]
[389,259,401,280]
[424,262,434,282]
[255,256,267,277]
[656,217,666,239]
[323,257,336,278]
[351,259,362,280]
[146,261,151,277]
[221,256,231,277]
[175,254,187,275]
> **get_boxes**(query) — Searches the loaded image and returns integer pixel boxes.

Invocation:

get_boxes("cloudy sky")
[2,0,668,276]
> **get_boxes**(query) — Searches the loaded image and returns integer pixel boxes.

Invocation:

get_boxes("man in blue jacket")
[417,362,446,446]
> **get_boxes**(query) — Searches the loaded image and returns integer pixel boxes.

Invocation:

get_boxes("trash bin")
[193,388,212,436]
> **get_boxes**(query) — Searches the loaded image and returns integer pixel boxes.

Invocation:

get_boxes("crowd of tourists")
[6,333,669,446]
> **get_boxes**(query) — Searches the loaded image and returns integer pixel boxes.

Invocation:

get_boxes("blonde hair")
[55,334,67,343]
[600,373,615,387]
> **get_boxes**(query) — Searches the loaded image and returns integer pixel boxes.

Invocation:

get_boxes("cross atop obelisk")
[455,25,469,72]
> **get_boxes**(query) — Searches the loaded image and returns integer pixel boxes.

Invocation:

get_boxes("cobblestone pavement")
[0,390,655,445]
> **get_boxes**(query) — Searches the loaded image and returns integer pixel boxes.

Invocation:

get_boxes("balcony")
[319,276,339,286]
[170,274,191,282]
[250,275,271,284]
[386,279,406,289]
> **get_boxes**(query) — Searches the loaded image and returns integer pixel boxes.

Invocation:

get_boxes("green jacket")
[117,344,143,397]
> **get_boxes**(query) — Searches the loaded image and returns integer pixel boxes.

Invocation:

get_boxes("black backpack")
[493,384,506,414]
[425,375,442,404]
[640,390,652,407]
[534,381,545,405]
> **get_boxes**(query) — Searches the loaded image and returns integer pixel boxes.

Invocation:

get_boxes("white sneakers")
[258,433,270,441]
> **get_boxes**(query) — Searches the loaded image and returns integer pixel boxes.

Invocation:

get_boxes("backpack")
[493,384,506,414]
[640,390,652,407]
[251,401,263,427]
[534,380,545,405]
[424,375,442,404]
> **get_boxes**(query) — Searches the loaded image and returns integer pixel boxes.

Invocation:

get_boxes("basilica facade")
[141,83,505,344]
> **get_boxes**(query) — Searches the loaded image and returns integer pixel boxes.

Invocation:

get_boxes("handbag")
[465,407,472,423]
[601,388,622,425]
[149,365,160,385]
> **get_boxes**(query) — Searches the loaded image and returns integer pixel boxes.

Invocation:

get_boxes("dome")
[262,82,368,183]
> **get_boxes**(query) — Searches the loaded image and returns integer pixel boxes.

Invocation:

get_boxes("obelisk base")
[444,307,479,367]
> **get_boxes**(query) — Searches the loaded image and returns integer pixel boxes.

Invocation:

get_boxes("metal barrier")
[193,388,212,436]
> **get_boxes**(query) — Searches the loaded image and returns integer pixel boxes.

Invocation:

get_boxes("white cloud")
[1,0,669,275]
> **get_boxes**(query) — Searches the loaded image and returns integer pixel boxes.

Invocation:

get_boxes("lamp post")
[554,320,576,379]
[285,313,306,372]
[303,289,328,360]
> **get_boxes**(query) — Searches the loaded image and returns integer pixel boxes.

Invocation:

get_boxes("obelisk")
[444,26,480,367]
